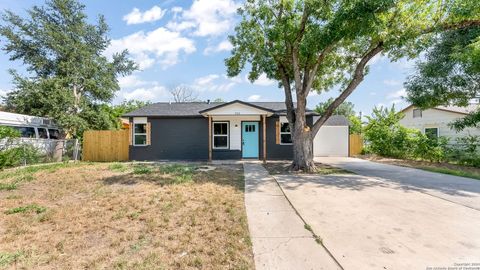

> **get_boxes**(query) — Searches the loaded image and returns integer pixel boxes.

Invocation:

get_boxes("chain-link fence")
[0,138,81,166]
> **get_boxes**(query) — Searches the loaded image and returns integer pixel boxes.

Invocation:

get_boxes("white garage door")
[313,126,349,157]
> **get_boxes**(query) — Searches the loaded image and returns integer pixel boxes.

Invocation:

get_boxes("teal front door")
[242,122,259,158]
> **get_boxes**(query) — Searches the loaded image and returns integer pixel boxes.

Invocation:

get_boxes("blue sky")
[0,0,414,117]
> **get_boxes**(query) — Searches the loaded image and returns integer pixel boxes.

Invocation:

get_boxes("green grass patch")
[419,166,480,180]
[0,251,24,268]
[109,163,127,172]
[133,165,152,175]
[158,164,196,184]
[0,182,17,191]
[5,204,47,215]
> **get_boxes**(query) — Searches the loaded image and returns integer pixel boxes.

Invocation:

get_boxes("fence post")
[73,139,79,162]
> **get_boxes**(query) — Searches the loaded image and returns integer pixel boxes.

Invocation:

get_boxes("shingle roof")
[400,104,479,115]
[435,105,478,115]
[123,101,318,117]
[313,115,350,126]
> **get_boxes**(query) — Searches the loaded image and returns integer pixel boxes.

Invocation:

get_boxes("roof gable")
[199,100,274,116]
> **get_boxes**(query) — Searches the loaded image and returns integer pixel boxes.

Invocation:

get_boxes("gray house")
[123,100,349,161]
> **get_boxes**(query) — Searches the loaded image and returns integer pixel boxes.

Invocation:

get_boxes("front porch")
[199,101,274,162]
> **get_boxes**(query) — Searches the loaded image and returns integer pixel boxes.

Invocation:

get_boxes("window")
[280,122,292,144]
[48,129,61,139]
[213,122,229,149]
[15,127,36,138]
[245,124,255,132]
[37,128,48,139]
[413,109,422,118]
[424,128,439,140]
[133,123,147,146]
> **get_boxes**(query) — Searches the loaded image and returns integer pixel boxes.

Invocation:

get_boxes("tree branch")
[302,44,335,96]
[311,41,384,136]
[279,63,295,124]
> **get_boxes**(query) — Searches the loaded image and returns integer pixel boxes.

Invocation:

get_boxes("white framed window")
[424,127,439,140]
[213,122,229,149]
[280,122,292,145]
[413,109,422,118]
[133,117,147,146]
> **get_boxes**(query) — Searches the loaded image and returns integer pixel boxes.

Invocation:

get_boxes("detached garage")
[313,115,349,157]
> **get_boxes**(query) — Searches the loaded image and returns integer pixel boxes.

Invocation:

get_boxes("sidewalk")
[243,163,341,270]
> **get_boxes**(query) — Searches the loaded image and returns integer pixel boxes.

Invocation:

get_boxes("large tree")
[226,0,480,171]
[406,25,480,131]
[0,0,136,138]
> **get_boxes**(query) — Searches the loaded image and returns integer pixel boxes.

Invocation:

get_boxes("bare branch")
[169,85,199,103]
[311,41,384,136]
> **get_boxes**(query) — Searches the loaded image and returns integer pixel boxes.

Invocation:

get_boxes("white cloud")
[387,88,407,99]
[167,0,238,37]
[118,75,148,88]
[390,99,403,105]
[194,74,220,86]
[247,94,261,101]
[106,27,196,70]
[246,73,276,87]
[123,6,166,25]
[121,85,168,102]
[204,40,233,55]
[383,79,401,86]
[192,74,236,92]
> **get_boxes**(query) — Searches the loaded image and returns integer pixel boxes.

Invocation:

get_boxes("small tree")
[0,0,137,138]
[169,85,199,103]
[226,0,480,171]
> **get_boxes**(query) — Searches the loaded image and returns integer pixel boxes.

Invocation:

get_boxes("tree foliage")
[406,25,480,131]
[315,97,361,134]
[226,0,479,171]
[364,106,447,161]
[0,0,137,138]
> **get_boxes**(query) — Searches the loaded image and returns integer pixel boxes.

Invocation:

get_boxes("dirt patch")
[359,155,480,176]
[0,163,253,269]
[263,161,351,175]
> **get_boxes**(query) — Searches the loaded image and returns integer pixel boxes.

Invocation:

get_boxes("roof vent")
[207,99,210,104]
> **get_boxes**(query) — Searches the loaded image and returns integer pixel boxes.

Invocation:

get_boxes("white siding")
[212,115,260,150]
[313,126,349,157]
[399,106,480,143]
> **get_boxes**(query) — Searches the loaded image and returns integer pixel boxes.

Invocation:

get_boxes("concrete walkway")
[243,163,341,270]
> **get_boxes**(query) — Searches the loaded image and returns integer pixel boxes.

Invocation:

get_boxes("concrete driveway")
[273,157,480,269]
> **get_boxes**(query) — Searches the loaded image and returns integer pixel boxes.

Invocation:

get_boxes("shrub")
[364,106,418,158]
[0,126,40,169]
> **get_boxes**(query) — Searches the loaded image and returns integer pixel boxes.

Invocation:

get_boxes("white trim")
[279,121,292,145]
[212,121,229,149]
[133,120,147,146]
[202,102,273,117]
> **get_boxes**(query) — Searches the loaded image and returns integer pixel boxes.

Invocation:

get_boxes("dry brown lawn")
[0,162,253,269]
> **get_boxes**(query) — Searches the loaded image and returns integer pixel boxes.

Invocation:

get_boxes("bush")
[364,106,418,158]
[0,126,40,169]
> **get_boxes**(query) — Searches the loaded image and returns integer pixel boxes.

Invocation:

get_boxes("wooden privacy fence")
[349,134,363,156]
[83,130,129,162]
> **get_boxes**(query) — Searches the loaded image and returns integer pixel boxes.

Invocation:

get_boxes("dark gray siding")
[129,115,313,161]
[129,117,208,161]
[265,115,314,160]
[213,150,242,160]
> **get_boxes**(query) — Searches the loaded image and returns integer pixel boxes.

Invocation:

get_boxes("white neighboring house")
[399,104,480,143]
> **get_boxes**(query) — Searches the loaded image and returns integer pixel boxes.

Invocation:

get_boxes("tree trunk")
[291,126,315,172]
[290,95,316,172]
